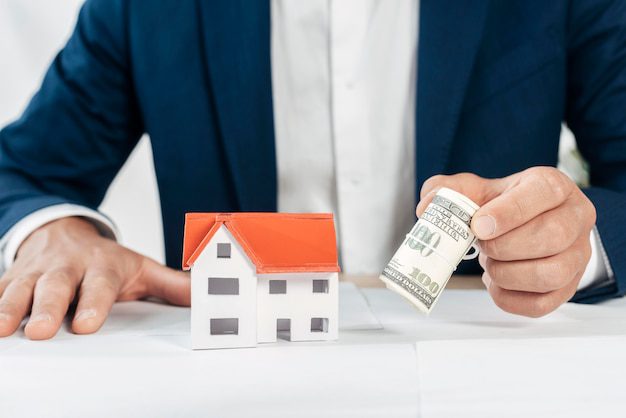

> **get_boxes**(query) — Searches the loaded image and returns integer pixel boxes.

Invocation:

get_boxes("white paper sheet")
[337,282,383,331]
[0,337,419,418]
[3,285,626,417]
[416,336,626,418]
[360,288,626,342]
[0,282,400,418]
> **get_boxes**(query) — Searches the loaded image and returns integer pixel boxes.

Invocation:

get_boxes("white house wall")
[256,272,339,343]
[191,225,257,349]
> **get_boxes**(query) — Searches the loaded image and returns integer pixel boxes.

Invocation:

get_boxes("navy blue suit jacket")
[1,0,626,303]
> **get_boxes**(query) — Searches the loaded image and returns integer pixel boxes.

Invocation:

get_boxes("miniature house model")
[183,213,340,349]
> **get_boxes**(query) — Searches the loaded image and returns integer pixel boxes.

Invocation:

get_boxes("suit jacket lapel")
[197,0,277,211]
[416,0,489,194]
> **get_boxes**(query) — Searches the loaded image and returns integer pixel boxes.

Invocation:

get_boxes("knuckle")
[540,168,571,202]
[0,271,15,286]
[0,300,20,315]
[541,219,571,253]
[481,239,495,257]
[489,290,509,312]
[89,245,110,260]
[571,201,586,225]
[524,166,550,184]
[510,195,527,224]
[484,258,503,281]
[567,242,592,278]
[99,278,120,294]
[547,217,567,237]
[536,259,568,291]
[527,297,553,318]
[580,241,592,264]
[453,172,478,182]
[481,238,505,260]
[588,203,597,227]
[490,292,521,317]
[421,175,445,196]
[38,270,78,298]
[40,267,77,285]
[10,273,40,293]
[0,279,13,295]
[83,275,119,295]
[581,193,597,227]
[488,281,559,318]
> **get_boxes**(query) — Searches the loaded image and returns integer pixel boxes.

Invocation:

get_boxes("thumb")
[470,167,575,240]
[416,173,510,217]
[142,258,190,306]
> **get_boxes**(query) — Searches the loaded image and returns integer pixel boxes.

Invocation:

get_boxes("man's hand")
[417,167,597,318]
[0,217,190,340]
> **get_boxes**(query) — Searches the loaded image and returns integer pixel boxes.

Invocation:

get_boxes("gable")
[192,224,256,280]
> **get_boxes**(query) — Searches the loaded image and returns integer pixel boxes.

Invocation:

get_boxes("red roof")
[182,213,340,274]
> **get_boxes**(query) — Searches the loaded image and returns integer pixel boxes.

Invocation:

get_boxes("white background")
[0,0,165,263]
[0,1,582,265]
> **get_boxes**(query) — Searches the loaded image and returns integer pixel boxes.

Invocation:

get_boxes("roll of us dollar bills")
[379,187,480,313]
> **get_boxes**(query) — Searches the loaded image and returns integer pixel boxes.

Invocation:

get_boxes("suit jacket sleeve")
[0,0,142,238]
[567,0,626,303]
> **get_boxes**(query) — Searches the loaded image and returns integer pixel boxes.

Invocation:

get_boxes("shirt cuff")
[0,204,118,271]
[577,225,614,291]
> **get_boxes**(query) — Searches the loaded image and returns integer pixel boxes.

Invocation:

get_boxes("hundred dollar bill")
[379,187,480,313]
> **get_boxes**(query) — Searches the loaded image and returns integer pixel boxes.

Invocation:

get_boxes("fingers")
[416,172,509,218]
[482,270,580,318]
[0,217,169,340]
[415,188,439,217]
[72,266,122,335]
[142,258,190,306]
[420,169,594,318]
[478,235,590,293]
[418,168,585,242]
[0,274,11,296]
[478,200,589,261]
[0,272,39,337]
[479,233,590,317]
[472,167,575,240]
[419,173,506,206]
[24,268,81,340]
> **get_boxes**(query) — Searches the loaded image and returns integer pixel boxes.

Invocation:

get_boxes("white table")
[2,282,626,418]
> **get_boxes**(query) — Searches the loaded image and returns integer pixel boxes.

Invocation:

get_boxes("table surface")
[2,275,625,418]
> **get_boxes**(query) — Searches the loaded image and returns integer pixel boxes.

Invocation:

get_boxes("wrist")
[17,217,101,259]
[1,205,118,270]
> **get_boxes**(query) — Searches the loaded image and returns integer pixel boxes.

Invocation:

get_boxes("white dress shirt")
[0,0,612,289]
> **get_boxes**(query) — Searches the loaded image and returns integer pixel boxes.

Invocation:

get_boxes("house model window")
[269,280,287,294]
[311,318,329,333]
[211,318,239,335]
[208,277,239,295]
[312,279,329,293]
[217,243,231,258]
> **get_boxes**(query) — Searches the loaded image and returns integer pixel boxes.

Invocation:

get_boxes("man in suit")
[0,0,623,340]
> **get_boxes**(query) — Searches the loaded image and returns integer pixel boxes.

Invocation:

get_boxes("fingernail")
[75,309,97,321]
[474,215,496,239]
[29,313,52,323]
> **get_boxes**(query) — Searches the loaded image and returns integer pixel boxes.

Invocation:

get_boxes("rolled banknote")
[379,187,480,313]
